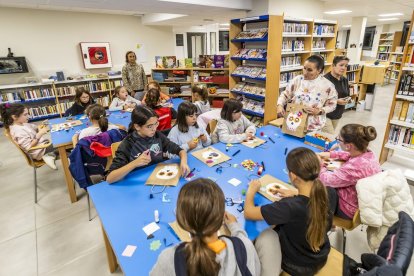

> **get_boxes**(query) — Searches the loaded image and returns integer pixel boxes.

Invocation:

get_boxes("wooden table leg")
[101,225,118,273]
[58,146,77,203]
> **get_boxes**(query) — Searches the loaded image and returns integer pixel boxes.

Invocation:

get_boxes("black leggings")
[326,187,352,220]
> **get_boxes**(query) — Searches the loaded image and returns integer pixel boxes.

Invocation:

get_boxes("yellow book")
[399,101,410,121]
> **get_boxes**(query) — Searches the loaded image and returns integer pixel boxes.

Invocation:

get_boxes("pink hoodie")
[319,150,381,218]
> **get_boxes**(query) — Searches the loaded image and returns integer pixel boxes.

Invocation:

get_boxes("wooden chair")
[207,119,218,135]
[280,247,343,276]
[333,209,361,253]
[106,141,121,170]
[4,130,52,203]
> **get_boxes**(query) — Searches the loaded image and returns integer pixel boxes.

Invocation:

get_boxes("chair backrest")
[207,119,218,135]
[4,129,36,167]
[72,133,79,148]
[106,141,121,170]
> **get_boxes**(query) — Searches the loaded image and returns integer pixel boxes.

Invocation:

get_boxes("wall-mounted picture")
[79,42,112,69]
[0,57,29,74]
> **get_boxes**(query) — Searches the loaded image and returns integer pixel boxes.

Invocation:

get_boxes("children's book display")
[232,66,265,79]
[234,28,268,40]
[232,82,266,97]
[232,49,267,59]
[145,163,181,186]
[191,147,231,167]
[282,103,308,138]
[240,97,265,115]
[257,174,297,202]
[198,55,229,68]
[241,136,266,148]
[154,56,177,68]
[169,221,230,242]
[51,120,83,132]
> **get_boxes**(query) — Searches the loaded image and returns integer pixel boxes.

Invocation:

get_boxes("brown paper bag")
[241,137,266,148]
[169,221,230,242]
[145,163,181,186]
[191,147,231,167]
[258,174,297,202]
[282,103,308,138]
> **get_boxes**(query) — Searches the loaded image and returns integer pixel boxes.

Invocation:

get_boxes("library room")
[1,0,414,275]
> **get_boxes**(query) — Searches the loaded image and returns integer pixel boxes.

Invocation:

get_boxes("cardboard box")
[304,131,337,150]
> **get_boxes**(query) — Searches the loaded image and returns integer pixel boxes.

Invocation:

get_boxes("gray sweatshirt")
[167,125,211,152]
[150,222,261,276]
[194,100,211,115]
[211,115,256,144]
[109,95,141,111]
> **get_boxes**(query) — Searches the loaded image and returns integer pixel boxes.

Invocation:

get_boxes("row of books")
[57,101,74,114]
[378,53,389,61]
[387,125,414,149]
[234,28,268,40]
[1,92,21,103]
[390,55,403,63]
[232,82,265,97]
[239,97,265,115]
[29,105,59,118]
[281,56,301,67]
[283,23,308,35]
[55,84,89,97]
[313,25,334,36]
[232,49,267,59]
[312,40,326,49]
[282,39,305,52]
[280,71,301,84]
[244,114,264,128]
[347,72,358,82]
[89,82,111,92]
[95,96,110,107]
[392,101,414,123]
[391,71,400,80]
[21,88,55,100]
[397,74,414,96]
[232,66,266,79]
[347,64,359,71]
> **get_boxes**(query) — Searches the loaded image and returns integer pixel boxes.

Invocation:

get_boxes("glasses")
[144,121,159,130]
[225,197,245,213]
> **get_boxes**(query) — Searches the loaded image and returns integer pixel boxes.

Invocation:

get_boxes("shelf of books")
[377,31,403,63]
[151,68,229,105]
[0,76,121,123]
[345,64,361,110]
[311,19,338,73]
[230,14,282,125]
[380,11,414,182]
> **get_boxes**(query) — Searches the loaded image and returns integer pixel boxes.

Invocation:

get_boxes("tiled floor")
[0,83,413,276]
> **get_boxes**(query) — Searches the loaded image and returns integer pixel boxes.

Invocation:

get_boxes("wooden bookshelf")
[311,19,338,73]
[377,31,402,62]
[379,11,414,181]
[151,68,229,105]
[0,76,120,121]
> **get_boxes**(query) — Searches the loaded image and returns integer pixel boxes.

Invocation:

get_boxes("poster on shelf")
[79,42,112,69]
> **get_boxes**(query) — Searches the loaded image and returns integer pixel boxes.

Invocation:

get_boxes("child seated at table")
[318,124,381,219]
[211,99,256,143]
[78,104,119,140]
[64,87,95,116]
[144,88,177,132]
[168,101,211,152]
[192,85,211,115]
[109,86,141,111]
[142,80,170,104]
[244,147,336,276]
[150,178,261,276]
[1,103,57,169]
[106,105,189,183]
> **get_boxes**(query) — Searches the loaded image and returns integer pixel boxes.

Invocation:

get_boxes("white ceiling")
[0,0,412,27]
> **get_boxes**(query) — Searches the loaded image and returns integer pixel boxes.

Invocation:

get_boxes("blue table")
[89,125,317,275]
[49,98,184,203]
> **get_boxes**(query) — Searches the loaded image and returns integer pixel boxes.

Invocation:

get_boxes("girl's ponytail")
[97,115,108,133]
[185,234,220,275]
[86,104,108,133]
[306,178,329,252]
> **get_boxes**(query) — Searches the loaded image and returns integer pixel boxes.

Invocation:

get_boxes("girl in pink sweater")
[1,103,57,170]
[318,124,381,219]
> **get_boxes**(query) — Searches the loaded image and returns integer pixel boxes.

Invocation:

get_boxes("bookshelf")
[228,15,337,126]
[0,76,121,122]
[151,68,230,105]
[345,64,361,110]
[379,11,414,182]
[230,14,282,125]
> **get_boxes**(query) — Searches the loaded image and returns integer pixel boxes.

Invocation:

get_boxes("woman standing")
[277,55,337,134]
[325,56,351,130]
[122,51,148,101]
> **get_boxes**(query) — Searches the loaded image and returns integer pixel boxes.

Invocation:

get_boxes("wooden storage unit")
[311,19,338,73]
[151,68,230,104]
[344,64,361,110]
[0,76,121,122]
[379,11,414,182]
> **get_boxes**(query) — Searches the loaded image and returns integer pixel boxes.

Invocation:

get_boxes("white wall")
[0,7,174,85]
[268,0,324,18]
[336,30,347,49]
[362,23,404,59]
[246,0,269,17]
[388,22,404,33]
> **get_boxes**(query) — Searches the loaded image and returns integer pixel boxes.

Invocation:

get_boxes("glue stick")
[154,210,160,223]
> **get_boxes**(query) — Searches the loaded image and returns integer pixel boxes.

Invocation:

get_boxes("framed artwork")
[0,57,29,74]
[79,42,112,69]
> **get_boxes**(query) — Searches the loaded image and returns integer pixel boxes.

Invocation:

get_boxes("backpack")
[174,235,253,276]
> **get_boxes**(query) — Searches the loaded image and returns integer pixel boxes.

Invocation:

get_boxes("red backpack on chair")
[154,106,172,130]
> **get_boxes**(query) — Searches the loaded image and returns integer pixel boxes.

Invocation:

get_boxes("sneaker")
[42,155,57,170]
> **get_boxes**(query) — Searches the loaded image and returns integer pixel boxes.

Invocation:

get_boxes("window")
[219,31,229,51]
[362,26,376,50]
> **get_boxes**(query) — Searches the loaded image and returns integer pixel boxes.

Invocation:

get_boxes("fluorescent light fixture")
[219,23,230,27]
[378,18,399,21]
[378,13,403,17]
[342,25,351,28]
[324,10,352,15]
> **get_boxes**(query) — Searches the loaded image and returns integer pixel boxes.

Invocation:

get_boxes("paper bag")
[282,103,308,138]
[169,221,230,242]
[258,174,297,202]
[145,163,181,186]
[191,147,231,167]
